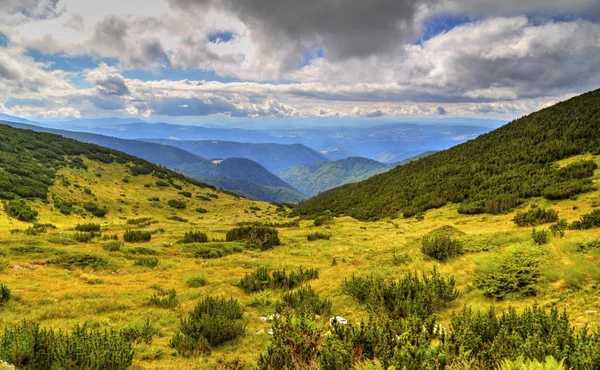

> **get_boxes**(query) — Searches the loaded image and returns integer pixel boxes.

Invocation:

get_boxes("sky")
[0,0,599,126]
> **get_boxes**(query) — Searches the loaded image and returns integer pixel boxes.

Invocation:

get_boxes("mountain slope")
[276,157,396,196]
[294,88,600,220]
[143,139,328,172]
[1,121,305,203]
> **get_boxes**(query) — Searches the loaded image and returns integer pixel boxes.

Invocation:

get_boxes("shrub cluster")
[186,275,208,288]
[148,288,179,309]
[171,297,244,356]
[226,226,280,250]
[126,217,154,226]
[83,202,109,217]
[421,235,464,261]
[474,251,540,299]
[195,207,208,214]
[167,216,188,222]
[178,191,192,198]
[167,199,186,209]
[307,232,331,241]
[73,232,97,243]
[102,241,122,252]
[0,321,134,369]
[181,231,209,244]
[342,268,458,320]
[513,207,558,226]
[121,319,158,345]
[123,230,152,243]
[133,257,159,268]
[190,244,244,259]
[570,209,600,229]
[4,200,37,222]
[75,223,101,232]
[238,267,319,294]
[313,215,331,226]
[0,284,11,307]
[276,286,332,316]
[531,228,549,245]
[47,254,109,270]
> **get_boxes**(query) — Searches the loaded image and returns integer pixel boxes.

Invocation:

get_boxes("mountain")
[294,88,600,220]
[276,157,396,196]
[374,150,438,164]
[1,121,306,203]
[142,139,328,172]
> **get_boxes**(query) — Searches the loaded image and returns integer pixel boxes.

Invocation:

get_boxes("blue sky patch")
[207,31,234,44]
[123,67,241,83]
[417,14,474,44]
[0,33,8,47]
[300,48,325,68]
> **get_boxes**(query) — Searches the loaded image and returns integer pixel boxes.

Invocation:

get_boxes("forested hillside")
[144,139,328,172]
[294,89,600,220]
[276,157,396,196]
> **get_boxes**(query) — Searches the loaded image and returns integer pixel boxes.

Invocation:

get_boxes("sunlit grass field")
[1,155,600,369]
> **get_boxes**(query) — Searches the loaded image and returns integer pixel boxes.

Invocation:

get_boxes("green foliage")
[569,209,600,229]
[75,223,101,232]
[148,288,179,309]
[549,220,568,238]
[513,208,559,226]
[0,284,11,307]
[0,321,134,369]
[576,240,600,252]
[181,231,208,243]
[226,226,280,250]
[186,275,208,288]
[133,257,159,268]
[314,215,331,226]
[178,191,192,198]
[167,199,186,209]
[73,232,97,243]
[474,251,540,299]
[171,296,244,356]
[307,232,331,241]
[155,180,170,187]
[342,268,458,320]
[498,356,565,370]
[276,286,332,315]
[191,243,243,259]
[195,207,208,213]
[237,267,319,294]
[167,215,188,222]
[127,247,159,255]
[123,230,152,243]
[293,90,600,220]
[102,241,122,252]
[126,217,154,226]
[531,228,549,245]
[47,254,109,270]
[4,200,37,222]
[421,235,464,261]
[83,202,109,217]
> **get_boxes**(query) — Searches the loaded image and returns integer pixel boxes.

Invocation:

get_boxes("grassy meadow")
[1,155,600,369]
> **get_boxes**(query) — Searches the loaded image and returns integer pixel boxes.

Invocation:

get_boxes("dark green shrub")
[4,200,38,222]
[474,251,540,299]
[543,180,585,200]
[576,240,600,252]
[121,319,158,345]
[122,177,130,183]
[226,226,280,250]
[123,230,152,243]
[531,228,549,245]
[190,244,242,259]
[147,196,160,202]
[276,286,332,315]
[484,195,520,214]
[0,284,11,306]
[513,208,559,226]
[196,195,212,201]
[167,216,188,222]
[313,215,331,226]
[181,231,209,244]
[570,209,600,229]
[73,232,96,243]
[421,235,464,261]
[550,219,568,238]
[186,275,208,288]
[102,241,122,252]
[156,180,169,187]
[133,257,159,268]
[238,267,319,294]
[83,202,109,217]
[167,199,186,209]
[307,232,331,241]
[75,223,101,232]
[0,321,134,369]
[47,254,109,270]
[126,217,154,226]
[148,288,179,309]
[9,246,46,255]
[127,247,159,255]
[171,296,244,356]
[178,191,192,198]
[195,207,208,213]
[342,268,458,320]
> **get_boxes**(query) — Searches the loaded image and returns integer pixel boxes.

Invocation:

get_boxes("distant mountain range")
[142,139,328,172]
[1,120,306,204]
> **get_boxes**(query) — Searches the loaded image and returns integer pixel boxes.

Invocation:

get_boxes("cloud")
[64,13,85,33]
[435,106,446,115]
[86,64,130,96]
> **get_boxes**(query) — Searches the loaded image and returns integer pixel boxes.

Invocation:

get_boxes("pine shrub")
[238,267,319,294]
[421,235,464,261]
[570,209,600,229]
[181,231,209,244]
[123,230,152,243]
[4,200,37,222]
[148,288,179,309]
[47,254,109,270]
[531,228,549,245]
[307,232,331,241]
[226,226,280,250]
[474,251,540,299]
[0,284,11,307]
[75,223,101,232]
[167,199,186,209]
[276,286,332,315]
[83,202,109,217]
[133,257,159,268]
[513,208,559,226]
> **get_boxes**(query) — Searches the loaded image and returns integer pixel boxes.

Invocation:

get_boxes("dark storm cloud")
[436,106,446,115]
[94,74,130,96]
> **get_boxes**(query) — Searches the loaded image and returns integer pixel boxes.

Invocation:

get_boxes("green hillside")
[294,89,600,220]
[276,157,395,196]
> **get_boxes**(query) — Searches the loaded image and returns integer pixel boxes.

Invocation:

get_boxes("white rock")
[329,316,348,325]
[259,316,267,321]
[267,329,274,335]
[267,314,280,321]
[12,265,22,271]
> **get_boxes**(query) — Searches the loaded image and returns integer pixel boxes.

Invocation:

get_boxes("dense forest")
[294,89,600,220]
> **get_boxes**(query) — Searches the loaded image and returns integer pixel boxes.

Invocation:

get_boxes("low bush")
[313,215,331,226]
[570,209,600,229]
[513,208,559,226]
[549,219,568,238]
[195,207,208,214]
[167,216,188,222]
[171,297,244,356]
[127,247,159,255]
[178,191,192,198]
[0,284,11,307]
[47,254,109,270]
[126,217,154,226]
[342,268,458,320]
[186,275,208,288]
[474,251,540,299]
[167,199,186,209]
[121,319,158,345]
[0,321,134,369]
[73,232,97,243]
[83,202,109,217]
[147,196,160,202]
[276,286,332,315]
[75,223,101,232]
[531,228,549,245]
[134,257,159,268]
[196,195,212,201]
[181,231,209,244]
[307,232,331,241]
[421,235,464,261]
[156,180,170,187]
[238,267,319,294]
[148,288,179,309]
[102,241,122,252]
[226,226,280,250]
[124,230,152,243]
[4,200,37,222]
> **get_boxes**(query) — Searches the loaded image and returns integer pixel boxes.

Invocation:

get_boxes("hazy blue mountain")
[276,157,396,196]
[1,120,306,203]
[143,139,328,172]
